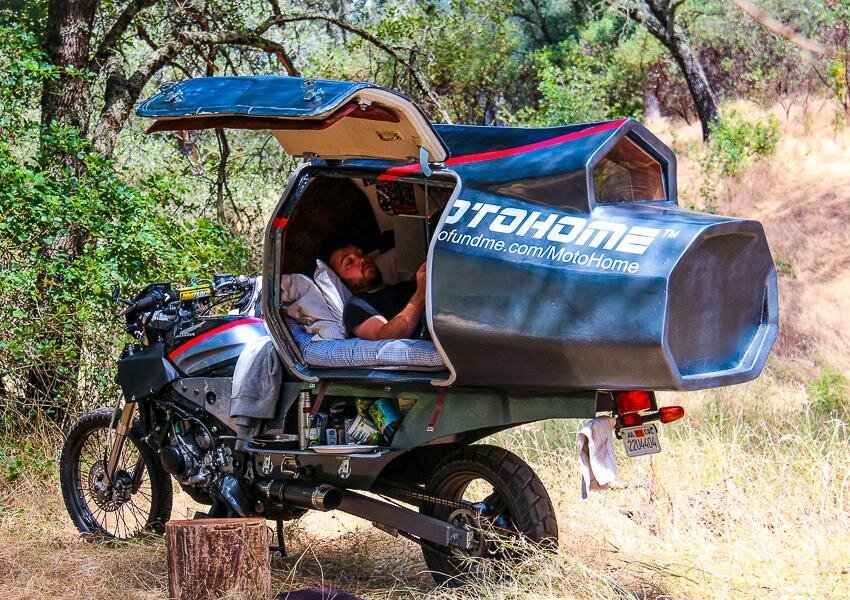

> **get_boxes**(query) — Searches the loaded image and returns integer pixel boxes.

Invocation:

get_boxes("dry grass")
[2,102,849,599]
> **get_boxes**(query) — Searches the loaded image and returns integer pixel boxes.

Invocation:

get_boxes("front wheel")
[420,444,558,586]
[60,407,172,539]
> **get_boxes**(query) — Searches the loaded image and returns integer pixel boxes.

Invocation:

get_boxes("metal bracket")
[300,78,325,103]
[311,381,330,417]
[418,146,433,177]
[338,490,474,550]
[426,387,448,432]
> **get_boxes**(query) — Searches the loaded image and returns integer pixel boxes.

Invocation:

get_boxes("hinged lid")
[137,76,448,163]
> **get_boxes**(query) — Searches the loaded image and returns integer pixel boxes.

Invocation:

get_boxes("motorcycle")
[60,274,572,583]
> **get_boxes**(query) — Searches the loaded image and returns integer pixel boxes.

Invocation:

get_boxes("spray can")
[368,398,403,443]
[298,390,312,450]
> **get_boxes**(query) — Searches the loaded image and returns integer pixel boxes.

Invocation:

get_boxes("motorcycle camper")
[59,75,777,586]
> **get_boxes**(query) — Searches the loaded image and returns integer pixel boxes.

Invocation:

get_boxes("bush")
[774,259,796,279]
[0,22,253,426]
[0,438,54,484]
[698,111,780,210]
[808,368,849,417]
[0,129,251,428]
[516,42,612,126]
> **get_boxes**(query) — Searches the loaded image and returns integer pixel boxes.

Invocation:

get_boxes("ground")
[2,102,849,599]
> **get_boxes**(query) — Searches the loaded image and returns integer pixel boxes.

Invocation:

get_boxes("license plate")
[621,424,661,457]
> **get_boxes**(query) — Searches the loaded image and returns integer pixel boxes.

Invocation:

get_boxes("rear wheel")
[60,407,172,539]
[420,444,558,586]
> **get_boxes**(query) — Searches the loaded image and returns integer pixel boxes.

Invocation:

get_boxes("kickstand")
[269,519,287,558]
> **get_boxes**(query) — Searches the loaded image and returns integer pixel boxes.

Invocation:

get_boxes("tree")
[614,0,719,139]
[731,0,850,119]
[25,0,452,408]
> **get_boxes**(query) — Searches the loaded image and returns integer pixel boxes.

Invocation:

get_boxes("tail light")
[614,390,653,414]
[612,390,684,428]
[659,405,685,423]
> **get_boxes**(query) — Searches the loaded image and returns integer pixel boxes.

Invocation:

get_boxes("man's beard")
[361,263,382,289]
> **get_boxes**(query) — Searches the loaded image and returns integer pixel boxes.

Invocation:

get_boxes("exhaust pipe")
[257,479,343,511]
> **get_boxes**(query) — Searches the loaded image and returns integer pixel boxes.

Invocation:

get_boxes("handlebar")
[119,275,255,317]
[121,289,174,316]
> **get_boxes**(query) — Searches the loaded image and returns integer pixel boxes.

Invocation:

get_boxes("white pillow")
[280,273,346,341]
[313,259,352,320]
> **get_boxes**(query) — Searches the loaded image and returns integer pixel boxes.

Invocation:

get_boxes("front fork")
[103,401,136,486]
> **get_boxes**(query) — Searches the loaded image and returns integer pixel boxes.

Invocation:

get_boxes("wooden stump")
[166,518,271,600]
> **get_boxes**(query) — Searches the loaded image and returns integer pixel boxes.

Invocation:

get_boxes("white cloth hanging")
[577,416,619,499]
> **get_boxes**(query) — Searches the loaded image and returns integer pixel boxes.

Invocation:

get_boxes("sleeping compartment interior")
[281,172,455,277]
[276,169,456,376]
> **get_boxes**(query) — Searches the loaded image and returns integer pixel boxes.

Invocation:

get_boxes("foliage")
[516,42,613,126]
[0,29,250,424]
[0,21,57,132]
[697,111,780,209]
[808,368,849,417]
[0,438,54,484]
[774,259,796,279]
[513,13,650,126]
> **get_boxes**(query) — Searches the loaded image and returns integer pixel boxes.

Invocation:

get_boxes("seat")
[285,318,444,370]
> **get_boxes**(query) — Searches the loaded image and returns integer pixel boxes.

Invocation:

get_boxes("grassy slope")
[2,104,849,599]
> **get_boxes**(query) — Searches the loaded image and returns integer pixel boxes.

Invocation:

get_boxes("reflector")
[620,413,642,426]
[659,406,685,423]
[614,390,652,414]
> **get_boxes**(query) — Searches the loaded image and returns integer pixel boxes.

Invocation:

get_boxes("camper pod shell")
[138,75,778,394]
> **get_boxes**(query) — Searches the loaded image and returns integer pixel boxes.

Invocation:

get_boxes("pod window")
[593,137,666,204]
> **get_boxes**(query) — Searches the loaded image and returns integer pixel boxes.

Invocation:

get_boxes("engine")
[158,419,234,488]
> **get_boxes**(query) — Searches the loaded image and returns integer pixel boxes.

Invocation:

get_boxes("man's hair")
[320,241,355,264]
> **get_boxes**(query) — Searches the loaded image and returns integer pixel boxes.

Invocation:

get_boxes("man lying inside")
[327,244,426,341]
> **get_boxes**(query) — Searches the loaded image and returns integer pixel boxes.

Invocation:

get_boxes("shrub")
[808,368,849,417]
[774,259,796,279]
[698,111,780,210]
[0,127,251,426]
[0,437,55,484]
[516,42,612,126]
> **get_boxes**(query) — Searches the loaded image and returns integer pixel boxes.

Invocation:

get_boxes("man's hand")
[415,262,427,295]
[352,263,428,341]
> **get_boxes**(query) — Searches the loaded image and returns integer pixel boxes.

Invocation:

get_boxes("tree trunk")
[166,518,272,600]
[29,0,98,408]
[666,35,719,140]
[40,0,97,134]
[627,2,720,140]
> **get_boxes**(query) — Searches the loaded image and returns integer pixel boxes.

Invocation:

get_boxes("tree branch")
[264,13,451,122]
[628,6,666,44]
[135,23,159,51]
[92,29,300,155]
[90,0,160,72]
[730,0,834,57]
[214,128,232,228]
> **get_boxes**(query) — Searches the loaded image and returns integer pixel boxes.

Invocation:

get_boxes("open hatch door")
[137,76,448,163]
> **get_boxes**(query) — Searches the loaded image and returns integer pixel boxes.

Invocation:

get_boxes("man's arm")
[353,263,426,341]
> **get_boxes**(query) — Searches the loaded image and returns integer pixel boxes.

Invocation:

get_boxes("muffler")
[256,479,342,511]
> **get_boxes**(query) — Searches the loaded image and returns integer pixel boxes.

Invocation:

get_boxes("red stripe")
[378,163,421,181]
[378,119,627,181]
[272,216,288,229]
[168,317,264,360]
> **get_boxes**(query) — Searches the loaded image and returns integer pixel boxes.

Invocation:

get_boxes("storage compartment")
[139,75,777,394]
[289,391,419,450]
